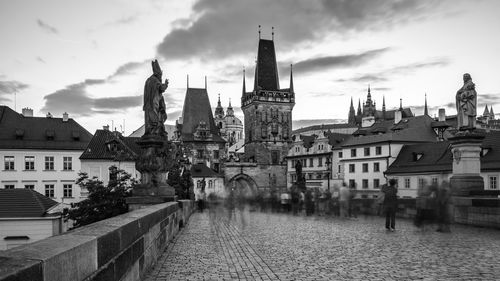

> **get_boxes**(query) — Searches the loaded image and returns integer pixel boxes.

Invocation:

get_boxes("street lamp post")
[326,158,332,192]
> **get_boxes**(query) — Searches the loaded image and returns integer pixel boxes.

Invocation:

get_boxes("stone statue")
[456,73,477,130]
[144,60,169,137]
[295,160,303,183]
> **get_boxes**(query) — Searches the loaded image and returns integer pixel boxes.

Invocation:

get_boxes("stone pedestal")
[126,135,176,210]
[449,131,485,196]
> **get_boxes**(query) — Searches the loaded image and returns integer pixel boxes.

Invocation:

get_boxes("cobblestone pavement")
[145,206,500,280]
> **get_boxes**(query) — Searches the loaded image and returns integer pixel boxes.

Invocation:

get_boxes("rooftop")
[0,189,58,218]
[0,106,92,150]
[80,129,140,161]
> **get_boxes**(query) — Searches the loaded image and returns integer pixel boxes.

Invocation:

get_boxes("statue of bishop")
[455,73,477,130]
[144,60,168,137]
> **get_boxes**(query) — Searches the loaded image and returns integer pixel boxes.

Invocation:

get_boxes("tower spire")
[272,26,274,41]
[205,76,207,89]
[242,67,246,96]
[187,74,189,88]
[258,25,261,39]
[424,93,429,116]
[382,95,386,120]
[357,99,362,116]
[289,64,294,93]
[348,97,356,124]
[399,98,403,111]
[367,84,371,100]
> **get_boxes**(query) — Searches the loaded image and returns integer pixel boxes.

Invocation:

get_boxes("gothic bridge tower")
[241,32,295,165]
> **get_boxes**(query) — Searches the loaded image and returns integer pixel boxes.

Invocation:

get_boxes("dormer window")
[15,129,24,139]
[71,131,80,140]
[106,141,119,152]
[412,152,423,161]
[46,130,55,140]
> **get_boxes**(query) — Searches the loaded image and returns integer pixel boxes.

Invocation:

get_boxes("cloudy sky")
[1,0,499,134]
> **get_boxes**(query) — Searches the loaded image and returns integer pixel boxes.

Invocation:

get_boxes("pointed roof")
[289,64,294,93]
[80,129,140,161]
[242,68,246,96]
[254,39,280,91]
[215,94,224,117]
[0,189,58,218]
[227,99,234,116]
[424,94,429,116]
[483,105,489,116]
[181,87,219,136]
[357,99,362,115]
[490,106,495,117]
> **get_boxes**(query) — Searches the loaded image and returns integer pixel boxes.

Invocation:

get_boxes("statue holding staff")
[144,59,169,137]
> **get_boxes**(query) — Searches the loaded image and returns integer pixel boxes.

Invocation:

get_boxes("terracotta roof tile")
[0,189,58,218]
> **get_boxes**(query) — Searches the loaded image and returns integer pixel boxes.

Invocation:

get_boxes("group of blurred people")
[195,178,452,233]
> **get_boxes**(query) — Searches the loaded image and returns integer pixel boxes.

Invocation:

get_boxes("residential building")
[191,163,225,199]
[386,131,500,197]
[286,130,350,191]
[335,114,439,198]
[79,128,141,188]
[0,189,68,250]
[0,106,92,203]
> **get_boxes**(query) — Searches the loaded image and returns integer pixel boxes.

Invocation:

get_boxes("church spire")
[348,97,356,124]
[382,95,386,120]
[253,27,280,91]
[289,64,294,93]
[490,106,495,118]
[357,99,362,116]
[424,93,429,116]
[242,68,246,96]
[215,93,224,118]
[483,104,490,116]
[227,98,234,116]
[367,85,372,101]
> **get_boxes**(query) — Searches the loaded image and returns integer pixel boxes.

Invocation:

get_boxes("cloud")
[282,48,390,75]
[37,19,59,34]
[0,80,29,102]
[157,0,446,60]
[88,15,139,33]
[41,60,150,116]
[36,56,46,64]
[337,58,450,83]
[479,93,500,106]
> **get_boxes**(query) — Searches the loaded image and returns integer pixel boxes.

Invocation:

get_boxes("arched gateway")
[227,174,259,198]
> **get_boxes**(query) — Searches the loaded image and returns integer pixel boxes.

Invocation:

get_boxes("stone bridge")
[0,200,195,281]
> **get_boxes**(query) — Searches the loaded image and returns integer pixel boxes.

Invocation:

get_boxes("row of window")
[294,143,327,153]
[3,156,73,171]
[3,184,74,198]
[342,146,382,158]
[196,180,217,189]
[348,179,381,189]
[291,173,331,181]
[401,176,498,189]
[196,150,220,159]
[348,162,381,173]
[290,157,329,169]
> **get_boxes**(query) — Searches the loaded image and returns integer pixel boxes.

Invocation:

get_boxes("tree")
[68,166,137,229]
[167,163,193,200]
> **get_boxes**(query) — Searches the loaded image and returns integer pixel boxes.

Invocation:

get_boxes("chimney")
[22,108,33,117]
[46,112,53,118]
[62,112,69,122]
[103,125,110,131]
[438,108,446,122]
[394,110,402,124]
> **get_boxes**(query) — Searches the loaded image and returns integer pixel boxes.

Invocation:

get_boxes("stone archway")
[227,173,259,199]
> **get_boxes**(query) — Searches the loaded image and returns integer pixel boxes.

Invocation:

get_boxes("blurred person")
[348,185,358,218]
[436,180,451,232]
[305,189,314,216]
[339,183,350,218]
[382,179,398,231]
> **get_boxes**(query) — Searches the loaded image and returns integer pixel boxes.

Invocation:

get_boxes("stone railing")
[0,200,194,281]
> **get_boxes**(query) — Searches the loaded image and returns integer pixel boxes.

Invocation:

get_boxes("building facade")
[79,128,141,187]
[0,106,92,203]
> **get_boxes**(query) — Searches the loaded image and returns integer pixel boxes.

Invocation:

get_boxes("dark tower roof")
[215,94,224,118]
[357,99,362,116]
[181,88,219,136]
[424,94,429,116]
[254,39,280,91]
[348,97,356,125]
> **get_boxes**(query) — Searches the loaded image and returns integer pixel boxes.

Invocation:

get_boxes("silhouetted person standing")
[382,179,398,231]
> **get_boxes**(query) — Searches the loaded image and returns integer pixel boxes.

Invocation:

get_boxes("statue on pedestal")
[456,73,477,130]
[144,60,169,137]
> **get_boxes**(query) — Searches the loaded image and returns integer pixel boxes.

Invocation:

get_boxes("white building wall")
[0,217,61,250]
[192,177,225,198]
[340,143,404,198]
[80,160,139,187]
[0,149,83,203]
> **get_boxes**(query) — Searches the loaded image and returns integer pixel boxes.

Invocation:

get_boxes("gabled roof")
[128,124,176,138]
[254,39,279,91]
[80,129,140,161]
[190,163,223,178]
[0,106,92,150]
[0,189,58,218]
[386,141,452,174]
[181,87,219,136]
[386,131,500,174]
[344,115,437,147]
[292,123,357,135]
[325,131,351,147]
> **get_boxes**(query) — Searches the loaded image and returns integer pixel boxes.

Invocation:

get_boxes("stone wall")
[0,200,194,281]
[225,162,287,190]
[453,197,500,228]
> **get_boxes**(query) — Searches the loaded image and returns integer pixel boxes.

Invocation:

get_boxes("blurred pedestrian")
[324,189,333,216]
[382,179,398,231]
[305,189,314,216]
[339,183,350,218]
[436,180,451,232]
[348,185,357,218]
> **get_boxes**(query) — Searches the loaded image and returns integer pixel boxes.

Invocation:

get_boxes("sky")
[1,0,500,134]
